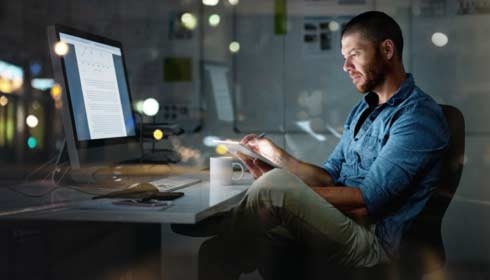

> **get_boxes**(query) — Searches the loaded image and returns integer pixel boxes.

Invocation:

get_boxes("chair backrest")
[401,104,465,273]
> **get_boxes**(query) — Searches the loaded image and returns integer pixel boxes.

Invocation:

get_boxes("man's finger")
[235,151,252,162]
[240,134,253,145]
[236,152,264,179]
[243,159,263,179]
[254,158,273,173]
[240,134,257,145]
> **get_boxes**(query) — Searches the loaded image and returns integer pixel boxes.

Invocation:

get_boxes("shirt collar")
[363,73,415,107]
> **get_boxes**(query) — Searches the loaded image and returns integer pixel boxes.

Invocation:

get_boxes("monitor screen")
[48,25,140,169]
[59,32,136,141]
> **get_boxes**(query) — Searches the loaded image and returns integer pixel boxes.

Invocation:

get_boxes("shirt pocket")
[359,134,382,170]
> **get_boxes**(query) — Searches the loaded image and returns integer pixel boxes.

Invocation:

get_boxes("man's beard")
[356,50,387,93]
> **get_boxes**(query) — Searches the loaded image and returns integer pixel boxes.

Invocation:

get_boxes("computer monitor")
[47,25,141,170]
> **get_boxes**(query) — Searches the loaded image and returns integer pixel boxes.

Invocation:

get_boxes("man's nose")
[343,58,352,72]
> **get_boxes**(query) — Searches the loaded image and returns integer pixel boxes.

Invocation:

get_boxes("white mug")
[210,156,245,186]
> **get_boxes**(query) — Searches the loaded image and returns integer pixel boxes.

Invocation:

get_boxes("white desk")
[0,171,255,279]
[0,172,253,224]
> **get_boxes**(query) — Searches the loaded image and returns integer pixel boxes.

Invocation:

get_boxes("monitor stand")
[118,149,181,165]
[56,134,184,185]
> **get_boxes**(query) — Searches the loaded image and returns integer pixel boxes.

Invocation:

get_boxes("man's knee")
[246,169,304,205]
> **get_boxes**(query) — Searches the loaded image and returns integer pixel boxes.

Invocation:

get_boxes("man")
[177,10,449,279]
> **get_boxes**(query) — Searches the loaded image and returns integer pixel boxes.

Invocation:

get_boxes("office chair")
[258,105,465,280]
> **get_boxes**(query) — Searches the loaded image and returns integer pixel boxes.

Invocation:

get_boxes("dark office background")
[1,0,490,279]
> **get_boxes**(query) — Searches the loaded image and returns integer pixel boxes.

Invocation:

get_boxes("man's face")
[341,32,387,93]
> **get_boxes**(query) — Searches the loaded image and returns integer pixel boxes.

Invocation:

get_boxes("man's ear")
[381,39,395,60]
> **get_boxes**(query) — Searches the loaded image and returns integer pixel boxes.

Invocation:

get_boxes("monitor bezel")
[48,24,142,169]
[51,24,138,149]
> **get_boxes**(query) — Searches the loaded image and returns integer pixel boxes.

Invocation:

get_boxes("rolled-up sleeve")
[322,127,349,185]
[358,103,449,219]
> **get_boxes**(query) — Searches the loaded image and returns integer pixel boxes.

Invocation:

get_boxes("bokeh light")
[216,144,228,155]
[26,115,39,128]
[0,60,24,94]
[153,129,164,141]
[431,32,448,47]
[329,21,340,31]
[31,78,55,91]
[203,135,221,147]
[54,41,69,56]
[27,136,37,149]
[32,101,40,110]
[229,41,240,53]
[203,0,219,6]
[134,100,144,114]
[30,63,42,76]
[209,14,221,27]
[181,13,197,30]
[228,0,239,5]
[0,96,8,106]
[51,83,62,99]
[143,98,160,116]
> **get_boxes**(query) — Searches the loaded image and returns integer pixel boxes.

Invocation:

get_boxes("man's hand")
[238,134,335,188]
[236,134,287,179]
[240,134,285,166]
[235,152,273,179]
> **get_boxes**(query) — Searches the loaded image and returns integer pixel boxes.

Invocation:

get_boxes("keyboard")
[149,175,201,192]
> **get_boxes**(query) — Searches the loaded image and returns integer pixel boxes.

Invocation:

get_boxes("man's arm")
[240,134,369,218]
[283,158,369,218]
[311,186,369,218]
[283,157,335,188]
[240,134,335,186]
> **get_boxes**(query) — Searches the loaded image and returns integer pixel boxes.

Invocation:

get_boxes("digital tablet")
[214,140,280,168]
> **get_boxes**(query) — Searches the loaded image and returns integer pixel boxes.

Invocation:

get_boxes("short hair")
[341,11,404,60]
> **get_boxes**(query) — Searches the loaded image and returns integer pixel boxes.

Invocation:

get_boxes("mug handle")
[231,162,245,181]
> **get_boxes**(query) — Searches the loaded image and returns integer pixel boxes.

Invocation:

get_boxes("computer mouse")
[128,182,159,192]
[92,181,158,200]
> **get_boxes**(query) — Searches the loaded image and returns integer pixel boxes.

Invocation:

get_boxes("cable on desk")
[24,154,58,182]
[0,200,76,217]
[62,185,108,196]
[3,184,64,198]
[1,180,106,198]
[4,157,196,199]
[51,162,71,184]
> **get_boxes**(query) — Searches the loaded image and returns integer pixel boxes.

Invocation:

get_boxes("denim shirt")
[322,74,449,257]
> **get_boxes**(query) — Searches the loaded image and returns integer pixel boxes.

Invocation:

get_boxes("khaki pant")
[230,168,390,267]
